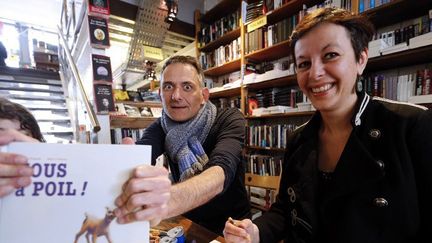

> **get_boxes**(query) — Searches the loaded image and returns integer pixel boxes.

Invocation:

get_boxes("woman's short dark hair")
[0,97,45,142]
[161,55,205,86]
[290,7,375,63]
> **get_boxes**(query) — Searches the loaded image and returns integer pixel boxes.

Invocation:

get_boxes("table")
[153,216,225,243]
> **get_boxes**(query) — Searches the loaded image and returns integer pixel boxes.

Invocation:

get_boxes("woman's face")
[0,118,31,136]
[294,22,368,113]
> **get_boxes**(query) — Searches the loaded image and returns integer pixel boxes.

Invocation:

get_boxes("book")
[0,142,151,243]
[94,83,115,113]
[88,0,110,17]
[92,54,113,83]
[88,15,110,48]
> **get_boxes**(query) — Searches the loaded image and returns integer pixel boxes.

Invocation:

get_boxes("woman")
[223,7,432,243]
[0,98,45,142]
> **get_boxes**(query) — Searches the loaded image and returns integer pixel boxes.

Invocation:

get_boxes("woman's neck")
[320,94,357,135]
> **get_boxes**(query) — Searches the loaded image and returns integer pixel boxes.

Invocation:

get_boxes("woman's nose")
[309,60,325,80]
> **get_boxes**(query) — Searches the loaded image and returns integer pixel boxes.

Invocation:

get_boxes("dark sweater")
[136,107,251,234]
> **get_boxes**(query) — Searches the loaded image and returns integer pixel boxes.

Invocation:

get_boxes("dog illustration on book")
[74,207,116,243]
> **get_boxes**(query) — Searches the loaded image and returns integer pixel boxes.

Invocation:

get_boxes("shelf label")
[247,15,267,33]
[142,45,163,61]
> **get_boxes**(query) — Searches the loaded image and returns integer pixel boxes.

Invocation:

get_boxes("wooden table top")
[153,216,225,243]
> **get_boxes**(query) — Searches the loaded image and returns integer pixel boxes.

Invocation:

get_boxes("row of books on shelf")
[246,185,278,211]
[199,37,241,70]
[244,0,352,25]
[248,86,307,114]
[113,89,160,103]
[212,97,241,109]
[245,154,283,176]
[244,57,296,84]
[246,124,298,149]
[358,0,394,13]
[110,128,145,144]
[364,67,432,102]
[245,15,294,54]
[198,8,241,48]
[112,103,162,118]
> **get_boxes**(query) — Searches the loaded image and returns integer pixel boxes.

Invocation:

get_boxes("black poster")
[88,0,110,17]
[94,83,115,113]
[88,16,110,48]
[92,54,112,82]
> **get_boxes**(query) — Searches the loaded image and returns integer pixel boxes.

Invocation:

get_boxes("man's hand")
[224,218,259,243]
[0,129,39,198]
[114,165,171,226]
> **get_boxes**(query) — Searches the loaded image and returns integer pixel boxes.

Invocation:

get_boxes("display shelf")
[209,86,241,99]
[110,117,157,129]
[203,58,241,76]
[408,94,432,104]
[245,111,315,119]
[200,28,241,53]
[245,39,290,62]
[366,45,432,72]
[116,101,162,108]
[363,0,432,28]
[246,75,297,90]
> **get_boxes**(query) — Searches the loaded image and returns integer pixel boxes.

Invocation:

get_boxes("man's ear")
[202,87,210,104]
[357,48,369,75]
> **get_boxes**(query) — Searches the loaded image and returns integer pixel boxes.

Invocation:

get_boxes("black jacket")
[255,93,432,243]
[136,107,251,234]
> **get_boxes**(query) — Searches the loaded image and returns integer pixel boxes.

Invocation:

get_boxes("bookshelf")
[196,0,432,215]
[110,101,162,143]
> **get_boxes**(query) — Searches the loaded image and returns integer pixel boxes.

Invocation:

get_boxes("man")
[115,55,251,234]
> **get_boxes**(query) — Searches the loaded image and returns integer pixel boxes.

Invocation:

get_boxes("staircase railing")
[57,26,100,134]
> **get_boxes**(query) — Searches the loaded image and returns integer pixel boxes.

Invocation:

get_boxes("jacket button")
[287,187,296,203]
[373,198,388,207]
[369,129,381,139]
[376,160,385,170]
[291,209,297,226]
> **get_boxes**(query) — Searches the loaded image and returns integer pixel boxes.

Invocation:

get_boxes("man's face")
[160,63,209,122]
[102,98,109,107]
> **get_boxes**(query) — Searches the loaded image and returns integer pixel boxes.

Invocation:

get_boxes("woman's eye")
[324,52,338,59]
[297,61,310,70]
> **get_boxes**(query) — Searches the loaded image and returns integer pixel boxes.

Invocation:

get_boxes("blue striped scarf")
[161,101,217,181]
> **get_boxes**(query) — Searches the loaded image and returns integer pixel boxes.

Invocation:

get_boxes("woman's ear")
[357,48,369,75]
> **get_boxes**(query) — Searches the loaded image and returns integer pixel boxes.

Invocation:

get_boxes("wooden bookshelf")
[203,58,241,76]
[116,101,162,108]
[209,86,241,98]
[363,0,432,28]
[110,117,157,129]
[245,173,280,190]
[265,0,322,24]
[245,111,315,119]
[245,39,291,62]
[200,28,240,53]
[246,75,297,90]
[366,45,432,72]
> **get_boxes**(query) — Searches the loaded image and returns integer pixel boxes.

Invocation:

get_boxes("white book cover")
[0,142,151,243]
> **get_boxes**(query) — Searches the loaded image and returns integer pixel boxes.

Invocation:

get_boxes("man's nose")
[171,87,182,101]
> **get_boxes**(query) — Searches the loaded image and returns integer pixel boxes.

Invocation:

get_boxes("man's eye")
[163,84,173,90]
[184,84,192,91]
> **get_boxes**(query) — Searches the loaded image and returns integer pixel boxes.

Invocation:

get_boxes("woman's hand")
[224,218,260,243]
[0,129,39,197]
